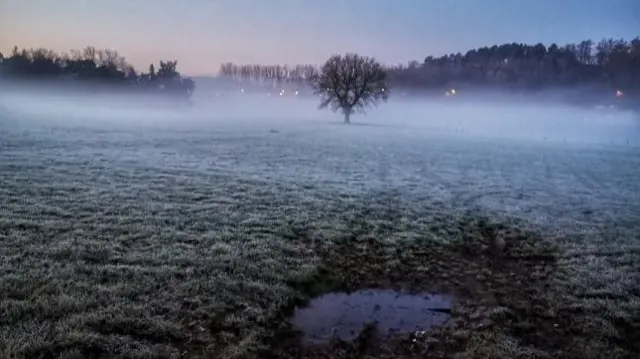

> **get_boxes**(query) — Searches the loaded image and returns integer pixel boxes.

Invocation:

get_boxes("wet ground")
[265,217,574,358]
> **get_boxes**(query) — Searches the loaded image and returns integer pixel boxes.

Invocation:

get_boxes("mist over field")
[2,85,639,229]
[1,83,640,358]
[2,85,638,239]
[3,84,639,145]
[2,0,640,354]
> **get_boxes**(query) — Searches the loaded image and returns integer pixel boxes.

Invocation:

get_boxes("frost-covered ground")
[0,97,639,358]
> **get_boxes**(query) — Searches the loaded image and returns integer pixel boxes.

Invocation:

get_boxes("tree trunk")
[343,108,351,124]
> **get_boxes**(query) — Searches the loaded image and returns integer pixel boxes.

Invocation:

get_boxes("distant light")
[381,88,385,92]
[279,92,283,96]
[268,93,271,96]
[295,91,299,96]
[450,89,456,95]
[616,89,623,97]
[241,88,244,93]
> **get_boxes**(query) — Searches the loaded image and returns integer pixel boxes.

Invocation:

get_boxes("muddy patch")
[291,289,453,344]
[267,216,576,358]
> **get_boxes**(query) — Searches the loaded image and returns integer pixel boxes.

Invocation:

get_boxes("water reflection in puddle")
[291,289,453,344]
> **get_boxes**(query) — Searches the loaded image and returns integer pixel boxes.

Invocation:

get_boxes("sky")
[1,0,638,76]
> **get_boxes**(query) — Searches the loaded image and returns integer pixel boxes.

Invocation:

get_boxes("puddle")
[290,289,453,344]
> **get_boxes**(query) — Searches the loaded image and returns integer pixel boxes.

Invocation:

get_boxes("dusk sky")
[1,0,638,76]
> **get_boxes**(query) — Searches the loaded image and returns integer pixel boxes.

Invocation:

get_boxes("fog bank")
[1,84,638,147]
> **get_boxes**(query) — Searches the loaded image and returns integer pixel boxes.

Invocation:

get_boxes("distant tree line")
[0,46,195,98]
[219,38,640,94]
[388,38,639,92]
[218,63,319,88]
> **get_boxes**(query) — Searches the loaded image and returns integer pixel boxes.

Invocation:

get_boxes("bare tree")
[313,53,388,124]
[157,60,179,79]
[577,40,594,64]
[69,49,83,61]
[83,46,97,62]
[596,39,616,65]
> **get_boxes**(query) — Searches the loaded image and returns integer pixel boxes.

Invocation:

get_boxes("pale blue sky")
[1,0,638,75]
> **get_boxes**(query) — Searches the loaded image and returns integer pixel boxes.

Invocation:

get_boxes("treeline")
[218,63,319,88]
[219,37,640,93]
[0,46,195,98]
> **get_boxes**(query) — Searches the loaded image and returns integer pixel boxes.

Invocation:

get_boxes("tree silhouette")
[313,53,388,124]
[0,45,196,99]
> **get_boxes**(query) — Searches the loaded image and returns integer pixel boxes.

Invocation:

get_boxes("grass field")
[1,104,639,358]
